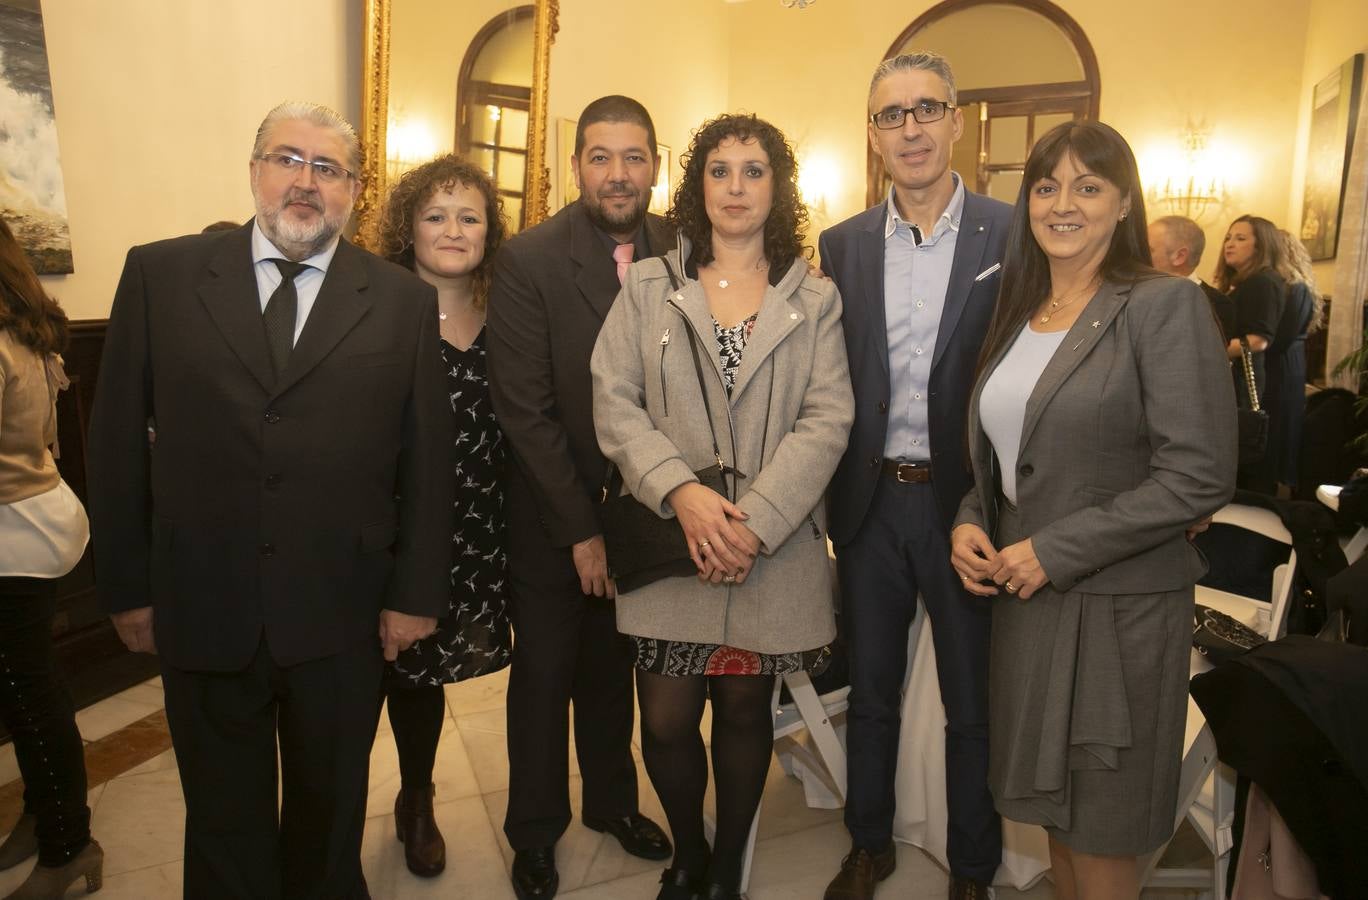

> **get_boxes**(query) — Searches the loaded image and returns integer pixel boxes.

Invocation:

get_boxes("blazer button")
[264,473,282,489]
[264,409,281,424]
[877,402,888,414]
[259,543,276,558]
[1019,464,1034,477]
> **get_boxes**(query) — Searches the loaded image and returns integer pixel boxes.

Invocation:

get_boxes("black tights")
[383,679,445,790]
[636,671,775,892]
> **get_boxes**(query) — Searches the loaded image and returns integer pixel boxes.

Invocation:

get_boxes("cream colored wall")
[724,0,1309,266]
[388,0,524,165]
[546,0,730,212]
[36,0,358,320]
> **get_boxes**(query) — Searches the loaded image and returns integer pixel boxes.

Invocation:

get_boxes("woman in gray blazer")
[949,121,1235,900]
[591,114,853,900]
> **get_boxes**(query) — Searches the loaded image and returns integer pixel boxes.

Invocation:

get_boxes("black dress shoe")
[583,813,672,860]
[511,846,558,899]
[699,884,741,900]
[657,865,703,900]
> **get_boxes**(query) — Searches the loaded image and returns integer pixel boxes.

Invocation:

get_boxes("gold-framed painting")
[1301,54,1364,261]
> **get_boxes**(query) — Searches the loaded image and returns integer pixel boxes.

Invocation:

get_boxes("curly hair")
[666,113,809,272]
[0,217,68,356]
[378,154,505,310]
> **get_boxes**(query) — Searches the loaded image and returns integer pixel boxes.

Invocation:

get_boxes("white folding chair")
[1143,503,1296,897]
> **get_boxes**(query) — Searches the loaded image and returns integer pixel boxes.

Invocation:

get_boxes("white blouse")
[979,325,1067,504]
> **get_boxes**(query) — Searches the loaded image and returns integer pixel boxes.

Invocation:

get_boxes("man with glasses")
[818,53,1012,900]
[88,101,452,899]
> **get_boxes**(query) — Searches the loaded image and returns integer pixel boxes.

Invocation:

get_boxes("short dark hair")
[978,120,1155,376]
[666,113,809,274]
[574,95,657,160]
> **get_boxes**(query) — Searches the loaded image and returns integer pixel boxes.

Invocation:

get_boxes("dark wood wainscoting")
[3,320,160,741]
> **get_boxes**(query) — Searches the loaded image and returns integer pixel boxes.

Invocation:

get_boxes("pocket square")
[974,262,1002,282]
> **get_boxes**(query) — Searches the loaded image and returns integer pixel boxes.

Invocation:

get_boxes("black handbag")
[1192,602,1267,664]
[1236,338,1269,466]
[599,261,745,594]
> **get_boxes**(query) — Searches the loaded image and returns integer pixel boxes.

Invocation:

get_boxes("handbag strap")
[1239,337,1262,411]
[600,257,736,504]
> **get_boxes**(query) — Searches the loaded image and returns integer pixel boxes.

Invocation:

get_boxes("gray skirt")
[990,504,1193,856]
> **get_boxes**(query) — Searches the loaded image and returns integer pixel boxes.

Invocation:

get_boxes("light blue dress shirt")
[882,174,965,459]
[251,220,342,346]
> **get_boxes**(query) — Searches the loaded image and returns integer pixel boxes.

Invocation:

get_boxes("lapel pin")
[1091,320,1101,328]
[976,225,985,233]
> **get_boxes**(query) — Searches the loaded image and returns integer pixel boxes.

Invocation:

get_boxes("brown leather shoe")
[949,875,992,899]
[394,784,446,877]
[823,842,896,899]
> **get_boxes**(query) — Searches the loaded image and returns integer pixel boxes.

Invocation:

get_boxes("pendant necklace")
[718,279,729,289]
[1039,280,1098,324]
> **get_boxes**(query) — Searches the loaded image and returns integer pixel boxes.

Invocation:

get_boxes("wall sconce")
[386,115,437,180]
[1141,119,1232,224]
[799,152,839,227]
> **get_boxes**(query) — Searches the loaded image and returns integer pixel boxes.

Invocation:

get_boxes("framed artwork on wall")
[1300,53,1364,261]
[0,0,73,274]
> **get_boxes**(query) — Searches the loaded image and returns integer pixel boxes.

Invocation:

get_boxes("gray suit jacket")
[955,275,1237,594]
[590,245,854,652]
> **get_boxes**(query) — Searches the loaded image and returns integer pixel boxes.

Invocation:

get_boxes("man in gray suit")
[818,52,1010,900]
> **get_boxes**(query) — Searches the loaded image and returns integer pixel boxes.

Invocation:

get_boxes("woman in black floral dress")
[378,155,511,878]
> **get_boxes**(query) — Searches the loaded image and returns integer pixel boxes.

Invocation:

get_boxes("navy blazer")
[819,189,1013,543]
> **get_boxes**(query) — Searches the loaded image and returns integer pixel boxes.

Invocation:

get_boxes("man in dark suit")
[1149,214,1236,341]
[486,95,671,900]
[86,102,453,899]
[818,53,1012,900]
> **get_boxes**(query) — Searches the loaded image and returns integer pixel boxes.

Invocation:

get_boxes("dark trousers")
[503,544,638,850]
[836,481,1000,884]
[161,634,383,900]
[0,577,91,866]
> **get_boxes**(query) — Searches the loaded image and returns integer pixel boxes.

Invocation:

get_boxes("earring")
[1119,213,1128,221]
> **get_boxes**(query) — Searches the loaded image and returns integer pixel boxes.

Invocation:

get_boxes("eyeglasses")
[256,152,355,184]
[870,101,956,130]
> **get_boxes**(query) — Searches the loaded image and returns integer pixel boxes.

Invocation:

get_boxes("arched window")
[457,7,534,231]
[868,0,1101,207]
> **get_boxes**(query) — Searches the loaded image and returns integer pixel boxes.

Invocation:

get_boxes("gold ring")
[699,540,711,549]
[1005,580,1018,593]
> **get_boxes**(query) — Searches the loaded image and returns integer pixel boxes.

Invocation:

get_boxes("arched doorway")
[457,6,534,230]
[867,0,1101,207]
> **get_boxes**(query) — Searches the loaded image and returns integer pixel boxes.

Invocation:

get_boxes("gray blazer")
[590,245,854,652]
[954,275,1237,594]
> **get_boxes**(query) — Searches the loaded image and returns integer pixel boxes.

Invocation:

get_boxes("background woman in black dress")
[378,155,511,878]
[1271,228,1322,495]
[1214,214,1286,493]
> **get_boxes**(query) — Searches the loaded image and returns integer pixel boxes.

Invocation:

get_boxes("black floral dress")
[391,331,512,686]
[629,315,830,678]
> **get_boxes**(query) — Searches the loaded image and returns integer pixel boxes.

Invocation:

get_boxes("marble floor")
[0,669,1068,899]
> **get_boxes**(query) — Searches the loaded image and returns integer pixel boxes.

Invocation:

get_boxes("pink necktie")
[613,243,635,285]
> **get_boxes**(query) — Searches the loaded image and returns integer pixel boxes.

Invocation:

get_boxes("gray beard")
[251,182,351,261]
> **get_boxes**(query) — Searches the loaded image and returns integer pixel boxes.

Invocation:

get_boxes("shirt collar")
[251,218,341,274]
[883,172,965,240]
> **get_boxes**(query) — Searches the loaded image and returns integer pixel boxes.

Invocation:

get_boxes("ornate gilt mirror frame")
[353,0,559,249]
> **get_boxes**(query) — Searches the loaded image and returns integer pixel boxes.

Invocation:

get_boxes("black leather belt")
[881,459,932,483]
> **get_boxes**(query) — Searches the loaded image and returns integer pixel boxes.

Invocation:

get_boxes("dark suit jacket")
[486,201,670,559]
[86,223,454,671]
[819,190,1013,542]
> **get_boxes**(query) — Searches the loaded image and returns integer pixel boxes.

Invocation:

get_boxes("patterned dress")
[629,314,831,678]
[391,332,512,686]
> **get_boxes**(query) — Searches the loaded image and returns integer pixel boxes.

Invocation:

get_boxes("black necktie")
[264,259,307,379]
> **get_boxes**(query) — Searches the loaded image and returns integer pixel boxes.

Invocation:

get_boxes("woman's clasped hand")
[666,481,759,583]
[949,524,1047,599]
